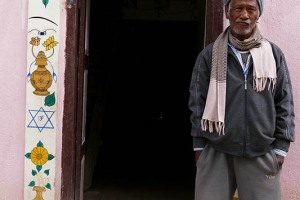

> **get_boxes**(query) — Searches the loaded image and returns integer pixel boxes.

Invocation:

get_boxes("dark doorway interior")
[84,1,206,199]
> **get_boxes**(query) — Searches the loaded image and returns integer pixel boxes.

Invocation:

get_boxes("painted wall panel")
[24,0,61,199]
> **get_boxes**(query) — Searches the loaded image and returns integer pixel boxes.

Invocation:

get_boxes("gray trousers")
[195,146,281,200]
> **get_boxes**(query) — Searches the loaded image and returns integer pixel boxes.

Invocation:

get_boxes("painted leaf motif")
[36,165,42,172]
[37,140,44,147]
[44,169,50,176]
[48,154,55,160]
[42,0,49,7]
[32,170,37,176]
[45,183,52,190]
[45,92,56,107]
[25,153,31,159]
[28,181,35,187]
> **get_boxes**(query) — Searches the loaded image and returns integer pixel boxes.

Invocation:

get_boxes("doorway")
[84,0,205,199]
[62,0,224,199]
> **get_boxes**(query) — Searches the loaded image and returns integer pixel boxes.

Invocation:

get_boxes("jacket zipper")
[243,78,248,157]
[241,54,250,157]
[242,55,250,157]
[229,46,250,157]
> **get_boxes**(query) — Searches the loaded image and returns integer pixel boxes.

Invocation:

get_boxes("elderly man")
[188,0,295,200]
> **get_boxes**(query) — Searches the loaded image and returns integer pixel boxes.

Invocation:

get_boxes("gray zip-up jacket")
[188,41,295,157]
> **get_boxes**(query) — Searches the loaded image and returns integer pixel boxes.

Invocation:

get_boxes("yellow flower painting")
[25,140,54,191]
[30,146,49,166]
[25,140,54,167]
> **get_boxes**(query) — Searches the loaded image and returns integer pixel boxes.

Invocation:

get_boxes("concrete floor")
[84,177,194,200]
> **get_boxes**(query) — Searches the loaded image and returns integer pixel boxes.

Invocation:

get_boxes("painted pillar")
[24,0,60,199]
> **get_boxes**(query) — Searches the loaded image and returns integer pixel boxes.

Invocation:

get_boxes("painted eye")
[28,29,57,36]
[42,29,57,35]
[28,29,41,35]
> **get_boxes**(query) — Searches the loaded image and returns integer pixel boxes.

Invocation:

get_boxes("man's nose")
[240,9,249,19]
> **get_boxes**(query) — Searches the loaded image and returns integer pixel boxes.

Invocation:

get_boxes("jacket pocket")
[196,145,208,167]
[270,150,280,174]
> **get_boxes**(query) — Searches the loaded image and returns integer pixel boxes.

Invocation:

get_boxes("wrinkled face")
[225,0,260,41]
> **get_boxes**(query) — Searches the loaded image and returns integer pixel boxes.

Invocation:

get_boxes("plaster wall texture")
[55,1,66,199]
[259,1,300,199]
[0,0,65,199]
[0,1,28,199]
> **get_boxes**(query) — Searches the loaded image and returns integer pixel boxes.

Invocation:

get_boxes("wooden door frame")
[204,0,224,45]
[61,0,224,199]
[61,0,87,199]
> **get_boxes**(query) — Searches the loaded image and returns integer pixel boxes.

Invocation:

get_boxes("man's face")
[225,0,260,41]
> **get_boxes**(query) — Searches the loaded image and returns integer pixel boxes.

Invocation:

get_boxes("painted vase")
[33,186,46,200]
[30,51,52,96]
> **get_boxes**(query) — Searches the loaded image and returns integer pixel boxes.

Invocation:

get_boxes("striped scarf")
[201,25,277,135]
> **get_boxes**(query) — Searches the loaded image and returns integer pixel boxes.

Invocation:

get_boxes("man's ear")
[225,6,230,19]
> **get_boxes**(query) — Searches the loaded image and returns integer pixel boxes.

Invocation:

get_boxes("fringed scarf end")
[201,119,225,136]
[253,77,277,92]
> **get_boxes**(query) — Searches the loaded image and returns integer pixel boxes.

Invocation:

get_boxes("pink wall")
[0,1,27,198]
[0,1,65,199]
[259,1,300,199]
